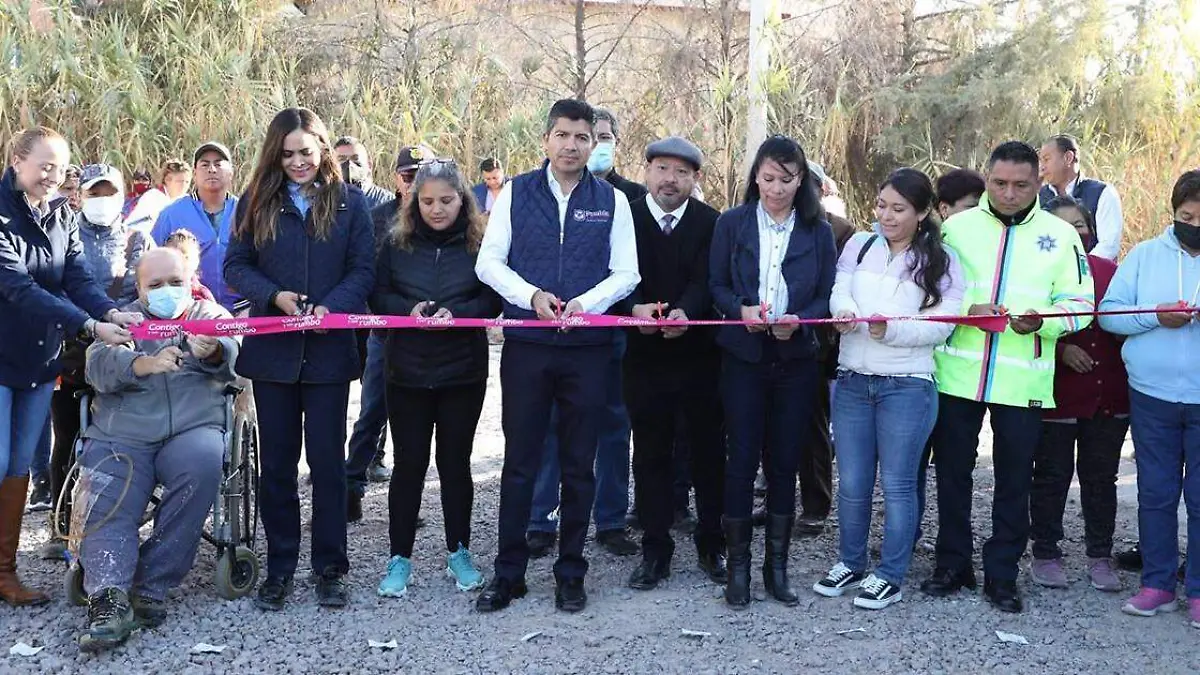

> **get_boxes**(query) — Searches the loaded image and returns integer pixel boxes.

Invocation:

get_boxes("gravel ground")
[3,345,1198,674]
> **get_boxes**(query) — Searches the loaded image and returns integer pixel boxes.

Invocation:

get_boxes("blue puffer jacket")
[0,168,117,389]
[223,183,376,384]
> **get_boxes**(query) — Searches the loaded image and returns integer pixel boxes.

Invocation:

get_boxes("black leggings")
[386,381,487,558]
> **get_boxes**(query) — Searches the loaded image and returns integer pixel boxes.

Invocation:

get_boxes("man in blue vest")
[475,98,640,613]
[150,142,242,313]
[1038,135,1124,260]
[471,157,506,217]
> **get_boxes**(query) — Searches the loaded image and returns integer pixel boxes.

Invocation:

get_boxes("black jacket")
[618,197,721,366]
[370,227,501,389]
[0,168,116,389]
[223,184,376,384]
[605,170,648,204]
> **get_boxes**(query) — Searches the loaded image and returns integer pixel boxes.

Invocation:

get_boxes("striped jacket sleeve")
[1036,236,1095,339]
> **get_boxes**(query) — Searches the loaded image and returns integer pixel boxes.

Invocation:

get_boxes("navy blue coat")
[223,184,376,384]
[708,202,836,364]
[0,168,117,389]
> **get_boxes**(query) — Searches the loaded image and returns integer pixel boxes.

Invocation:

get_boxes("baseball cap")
[395,145,434,173]
[193,141,233,166]
[79,163,126,193]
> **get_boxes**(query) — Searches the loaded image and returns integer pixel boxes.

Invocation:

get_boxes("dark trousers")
[49,382,86,508]
[494,341,609,582]
[798,377,834,518]
[254,381,351,578]
[1030,415,1129,560]
[722,353,818,519]
[932,394,1042,581]
[626,358,725,561]
[386,381,486,558]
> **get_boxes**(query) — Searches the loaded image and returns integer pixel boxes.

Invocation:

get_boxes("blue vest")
[1039,177,1106,219]
[503,163,615,346]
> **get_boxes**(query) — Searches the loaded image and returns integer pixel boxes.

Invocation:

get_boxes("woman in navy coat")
[224,108,375,612]
[709,135,836,609]
[0,127,140,606]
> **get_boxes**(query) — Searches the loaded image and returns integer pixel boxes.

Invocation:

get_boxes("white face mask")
[82,195,124,226]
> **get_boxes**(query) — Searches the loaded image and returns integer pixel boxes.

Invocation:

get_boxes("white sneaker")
[813,562,864,597]
[853,573,902,610]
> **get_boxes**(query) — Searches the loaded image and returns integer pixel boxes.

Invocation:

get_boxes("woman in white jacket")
[812,168,964,609]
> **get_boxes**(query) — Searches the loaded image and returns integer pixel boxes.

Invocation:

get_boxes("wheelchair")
[60,384,260,604]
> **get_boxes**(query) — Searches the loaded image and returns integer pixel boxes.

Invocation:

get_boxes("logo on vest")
[1037,235,1057,252]
[572,209,611,224]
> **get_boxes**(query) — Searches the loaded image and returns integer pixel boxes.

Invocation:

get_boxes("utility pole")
[744,0,774,173]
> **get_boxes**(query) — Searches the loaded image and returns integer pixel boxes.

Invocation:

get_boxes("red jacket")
[1045,255,1129,420]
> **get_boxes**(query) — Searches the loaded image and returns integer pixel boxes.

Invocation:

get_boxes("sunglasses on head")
[401,158,457,182]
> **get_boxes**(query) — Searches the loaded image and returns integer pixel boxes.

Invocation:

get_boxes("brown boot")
[0,476,50,606]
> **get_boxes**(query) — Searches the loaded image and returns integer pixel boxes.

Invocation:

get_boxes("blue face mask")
[147,285,193,319]
[587,142,615,174]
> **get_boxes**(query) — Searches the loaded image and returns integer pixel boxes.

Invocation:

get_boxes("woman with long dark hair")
[813,168,963,610]
[224,107,375,611]
[372,159,500,597]
[709,135,836,609]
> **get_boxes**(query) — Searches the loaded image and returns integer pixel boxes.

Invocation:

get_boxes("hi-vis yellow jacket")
[934,195,1095,408]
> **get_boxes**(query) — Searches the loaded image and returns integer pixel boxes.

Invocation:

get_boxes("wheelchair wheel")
[232,414,259,548]
[214,546,259,600]
[65,562,87,607]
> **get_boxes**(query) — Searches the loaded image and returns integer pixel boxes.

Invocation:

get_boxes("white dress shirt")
[475,165,640,314]
[1057,175,1124,260]
[646,196,688,233]
[756,202,795,321]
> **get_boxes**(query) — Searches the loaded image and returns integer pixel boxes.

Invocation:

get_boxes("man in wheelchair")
[74,248,239,652]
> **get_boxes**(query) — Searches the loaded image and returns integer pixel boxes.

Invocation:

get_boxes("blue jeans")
[345,332,388,491]
[832,372,937,586]
[527,335,631,534]
[0,382,56,478]
[1129,388,1200,598]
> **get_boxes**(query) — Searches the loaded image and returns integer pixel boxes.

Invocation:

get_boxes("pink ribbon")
[129,308,1179,340]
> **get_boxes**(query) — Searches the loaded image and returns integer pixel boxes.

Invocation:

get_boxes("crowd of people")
[1,97,1198,654]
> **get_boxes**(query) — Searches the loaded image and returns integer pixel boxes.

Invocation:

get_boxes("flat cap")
[645,136,703,170]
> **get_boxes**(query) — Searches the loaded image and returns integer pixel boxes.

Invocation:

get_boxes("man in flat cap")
[618,136,727,590]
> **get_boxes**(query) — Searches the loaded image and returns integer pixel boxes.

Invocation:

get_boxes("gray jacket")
[84,299,240,446]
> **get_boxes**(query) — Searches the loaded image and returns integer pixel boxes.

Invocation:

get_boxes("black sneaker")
[475,577,527,613]
[315,570,348,608]
[78,588,137,653]
[813,562,865,597]
[527,530,557,559]
[130,594,168,628]
[26,477,52,513]
[853,574,902,610]
[596,529,639,556]
[254,575,293,611]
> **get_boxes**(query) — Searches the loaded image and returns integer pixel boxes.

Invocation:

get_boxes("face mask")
[587,142,615,174]
[146,285,193,319]
[82,195,124,226]
[1174,220,1200,250]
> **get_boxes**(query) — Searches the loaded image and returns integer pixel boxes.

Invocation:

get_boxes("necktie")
[662,213,676,235]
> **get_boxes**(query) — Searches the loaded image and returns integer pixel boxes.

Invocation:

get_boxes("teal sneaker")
[446,546,484,591]
[378,555,412,598]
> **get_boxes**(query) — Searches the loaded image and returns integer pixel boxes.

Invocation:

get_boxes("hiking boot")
[78,588,137,653]
[1121,587,1177,617]
[315,569,348,608]
[1030,557,1069,588]
[813,562,865,597]
[1087,557,1123,592]
[446,546,484,591]
[130,594,167,629]
[853,574,902,610]
[366,458,392,484]
[378,555,412,598]
[254,575,293,611]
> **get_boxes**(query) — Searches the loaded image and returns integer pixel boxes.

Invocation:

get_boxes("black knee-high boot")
[723,517,752,608]
[763,513,798,606]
